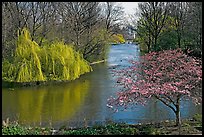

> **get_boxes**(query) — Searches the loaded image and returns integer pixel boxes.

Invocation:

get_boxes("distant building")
[122,25,136,43]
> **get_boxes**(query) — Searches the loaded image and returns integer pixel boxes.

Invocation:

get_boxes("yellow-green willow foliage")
[40,42,92,81]
[2,28,92,83]
[111,34,126,44]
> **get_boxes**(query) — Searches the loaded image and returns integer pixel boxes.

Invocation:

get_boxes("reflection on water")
[2,44,202,128]
[2,80,90,126]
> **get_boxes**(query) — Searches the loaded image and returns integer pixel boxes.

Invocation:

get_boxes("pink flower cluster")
[107,48,202,109]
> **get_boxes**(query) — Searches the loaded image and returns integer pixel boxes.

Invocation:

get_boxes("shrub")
[2,124,28,135]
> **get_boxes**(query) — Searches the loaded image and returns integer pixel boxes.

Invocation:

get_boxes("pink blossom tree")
[107,48,202,126]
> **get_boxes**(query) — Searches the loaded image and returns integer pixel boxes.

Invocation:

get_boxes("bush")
[141,126,161,135]
[2,124,28,135]
[193,114,202,123]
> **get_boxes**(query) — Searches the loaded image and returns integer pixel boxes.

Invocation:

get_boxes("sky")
[119,2,139,25]
[120,2,139,15]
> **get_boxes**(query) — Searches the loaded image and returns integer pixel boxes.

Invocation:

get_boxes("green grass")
[2,115,202,135]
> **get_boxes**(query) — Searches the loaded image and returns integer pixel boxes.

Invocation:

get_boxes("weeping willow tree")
[40,42,92,81]
[2,28,92,83]
[111,34,125,44]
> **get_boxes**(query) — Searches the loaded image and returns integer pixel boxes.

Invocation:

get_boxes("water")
[2,44,202,128]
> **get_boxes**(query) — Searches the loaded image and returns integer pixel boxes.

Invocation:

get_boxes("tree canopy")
[2,28,92,82]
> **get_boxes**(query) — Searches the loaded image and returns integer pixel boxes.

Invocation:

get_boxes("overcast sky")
[119,2,139,25]
[120,2,139,15]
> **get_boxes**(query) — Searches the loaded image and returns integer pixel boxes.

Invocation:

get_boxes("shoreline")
[2,116,202,135]
[2,60,106,88]
[2,79,71,88]
[89,59,106,65]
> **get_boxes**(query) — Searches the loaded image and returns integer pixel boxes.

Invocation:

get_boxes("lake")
[2,44,202,129]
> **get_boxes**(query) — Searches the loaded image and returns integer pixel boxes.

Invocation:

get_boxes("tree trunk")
[175,97,181,126]
[178,34,181,48]
[148,34,151,52]
[154,35,157,51]
[175,107,181,126]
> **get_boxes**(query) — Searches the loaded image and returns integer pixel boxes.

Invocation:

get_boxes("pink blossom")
[154,72,163,77]
[175,81,183,86]
[130,89,137,93]
[108,48,202,120]
[169,73,175,77]
[126,78,132,83]
[184,85,190,89]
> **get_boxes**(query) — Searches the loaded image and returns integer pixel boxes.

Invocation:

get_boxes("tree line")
[2,2,125,62]
[134,2,202,58]
[107,2,202,127]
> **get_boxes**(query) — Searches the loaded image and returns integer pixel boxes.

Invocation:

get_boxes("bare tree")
[102,2,124,34]
[169,2,187,48]
[184,2,202,54]
[137,2,169,51]
[2,2,31,59]
[2,2,126,62]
